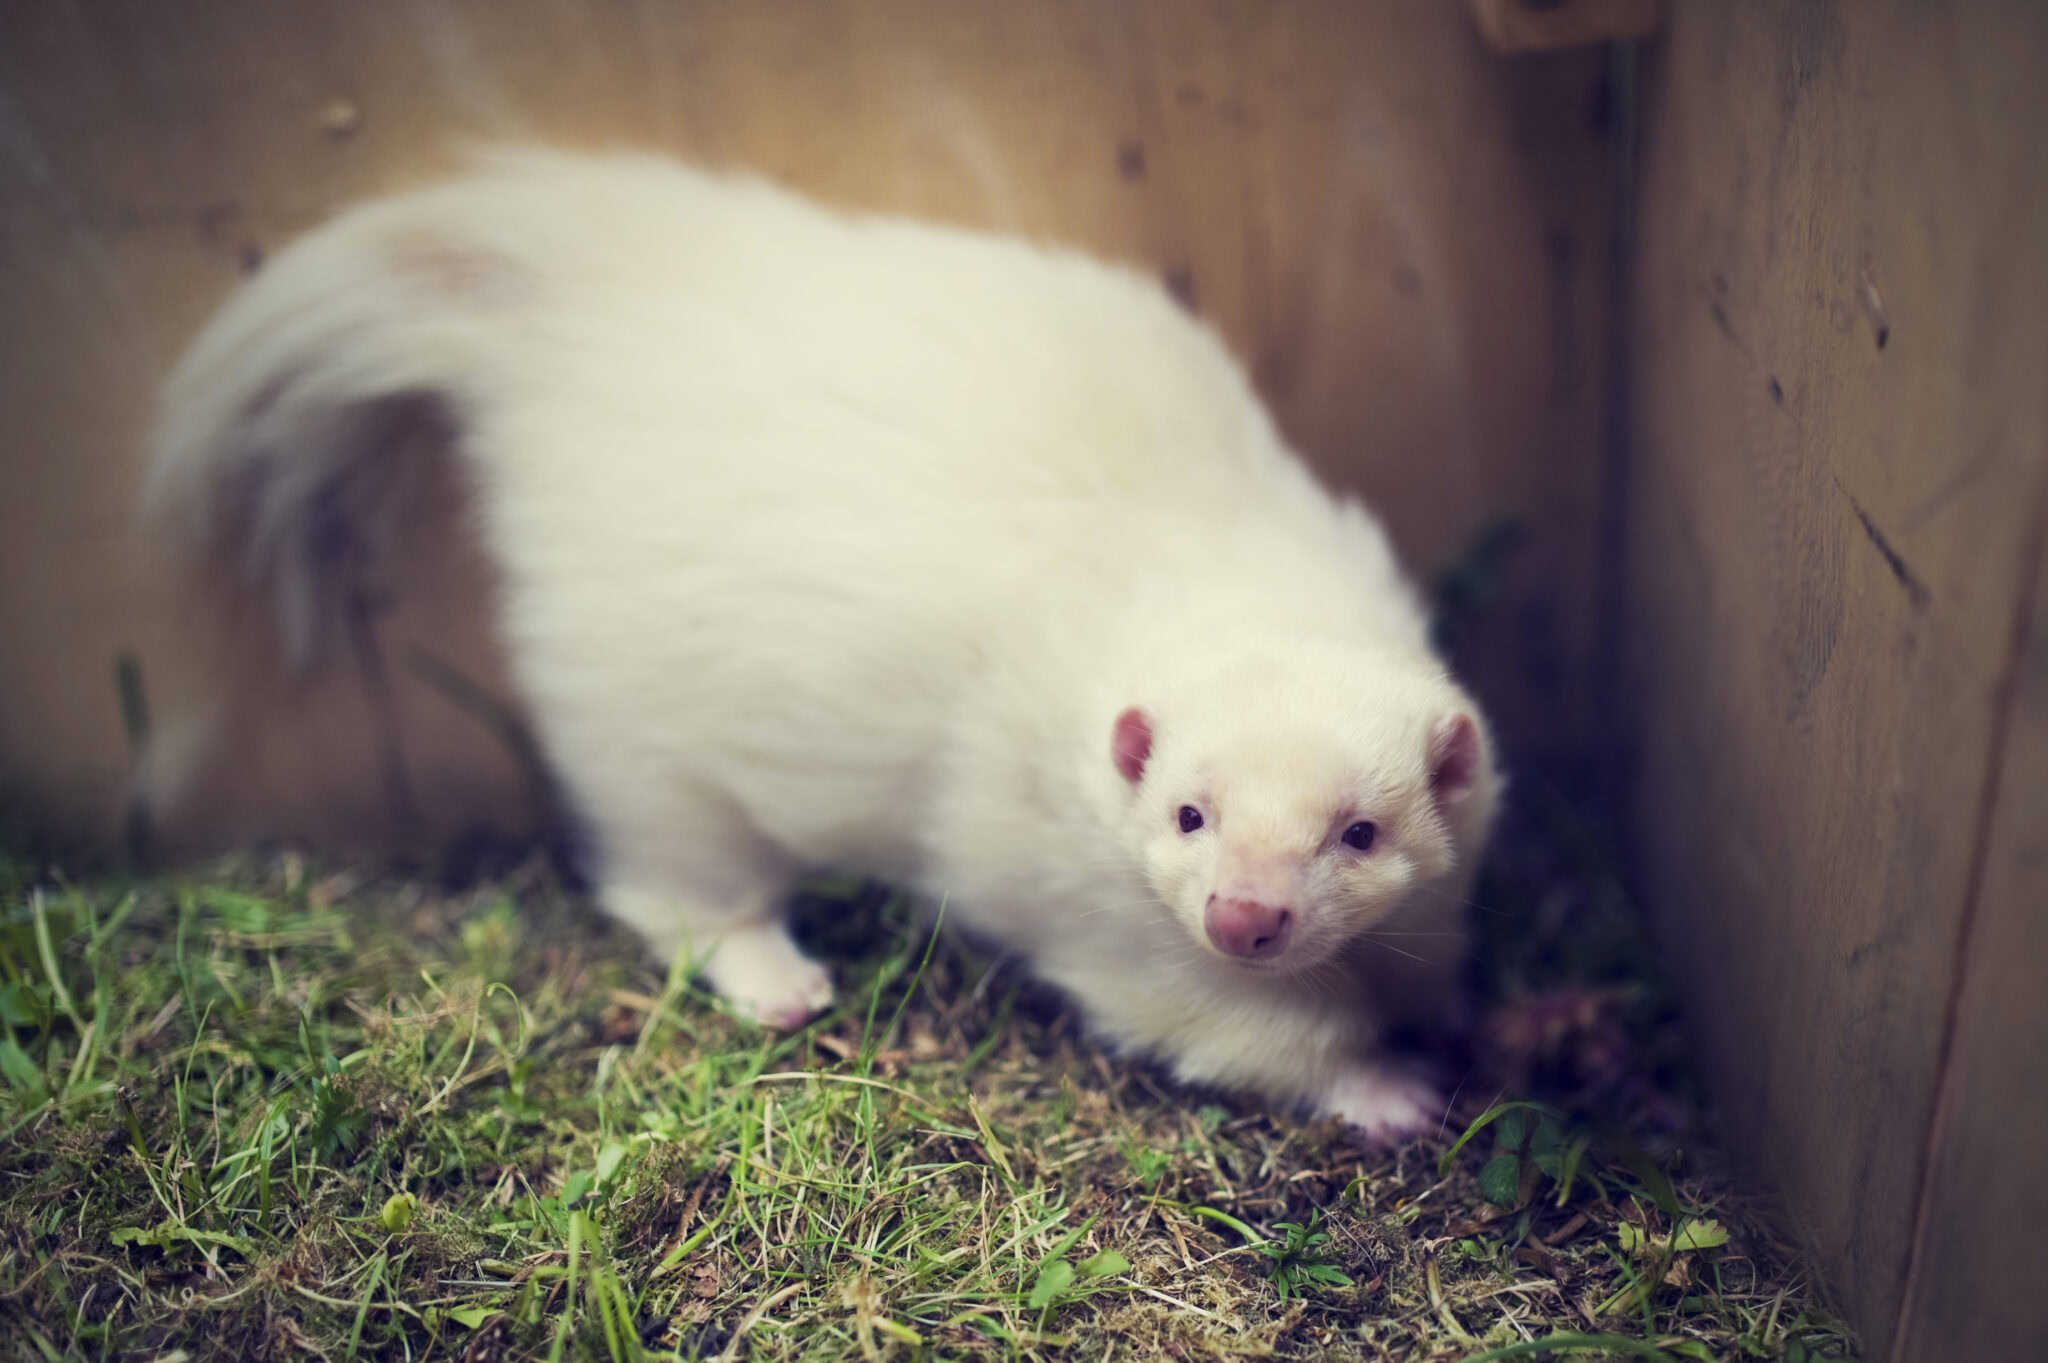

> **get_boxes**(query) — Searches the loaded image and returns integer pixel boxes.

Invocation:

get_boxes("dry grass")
[0,800,1858,1361]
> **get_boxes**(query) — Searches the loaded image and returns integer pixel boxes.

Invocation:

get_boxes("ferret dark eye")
[1177,805,1204,834]
[1341,821,1377,852]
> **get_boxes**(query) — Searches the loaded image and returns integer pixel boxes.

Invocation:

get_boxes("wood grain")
[1625,2,2048,1353]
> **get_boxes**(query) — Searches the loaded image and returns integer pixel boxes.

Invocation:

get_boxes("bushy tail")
[141,169,536,665]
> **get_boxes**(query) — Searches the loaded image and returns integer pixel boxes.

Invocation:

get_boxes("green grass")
[0,822,1859,1362]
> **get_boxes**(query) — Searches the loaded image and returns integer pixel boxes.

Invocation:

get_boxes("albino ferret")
[144,150,1502,1142]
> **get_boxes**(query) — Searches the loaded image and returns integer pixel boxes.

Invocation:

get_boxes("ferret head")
[1108,648,1499,975]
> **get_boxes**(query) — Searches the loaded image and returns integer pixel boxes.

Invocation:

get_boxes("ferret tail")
[140,168,541,668]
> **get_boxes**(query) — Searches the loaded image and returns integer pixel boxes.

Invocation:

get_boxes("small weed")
[1024,1218,1131,1314]
[1257,1211,1354,1301]
[1120,1138,1172,1189]
[1439,1101,1601,1211]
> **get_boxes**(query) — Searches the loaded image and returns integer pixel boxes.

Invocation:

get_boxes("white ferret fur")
[144,149,1502,1142]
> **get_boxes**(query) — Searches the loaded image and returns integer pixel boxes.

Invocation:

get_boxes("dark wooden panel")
[1626,3,2048,1353]
[1894,524,2048,1361]
[0,1,1612,855]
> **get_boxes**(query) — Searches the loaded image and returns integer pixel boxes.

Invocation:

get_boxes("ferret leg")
[604,881,833,1029]
[592,800,832,1030]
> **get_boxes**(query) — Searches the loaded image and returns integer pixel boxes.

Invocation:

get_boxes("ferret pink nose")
[1205,896,1293,960]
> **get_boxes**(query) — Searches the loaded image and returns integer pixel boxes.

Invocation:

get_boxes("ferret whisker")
[1356,936,1429,965]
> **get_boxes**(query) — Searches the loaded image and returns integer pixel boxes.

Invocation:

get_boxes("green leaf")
[1479,1153,1523,1208]
[0,1037,48,1104]
[1619,1216,1728,1259]
[1028,1258,1076,1310]
[448,1306,494,1330]
[593,1140,628,1189]
[0,981,46,1027]
[1040,1214,1097,1267]
[1437,1101,1558,1178]
[1188,1205,1263,1245]
[111,1224,248,1255]
[1555,1134,1592,1207]
[1671,1218,1729,1252]
[561,1170,594,1207]
[1495,1108,1530,1151]
[1077,1249,1129,1278]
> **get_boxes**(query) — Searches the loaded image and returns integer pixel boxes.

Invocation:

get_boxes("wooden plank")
[0,1,1613,855]
[1892,513,2048,1360]
[1625,2,2048,1352]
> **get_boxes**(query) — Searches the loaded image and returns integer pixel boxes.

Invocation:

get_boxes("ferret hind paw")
[704,923,835,1030]
[1322,1061,1448,1148]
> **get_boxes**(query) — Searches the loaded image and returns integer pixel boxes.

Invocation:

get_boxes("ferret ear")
[1430,713,1483,806]
[1112,707,1153,785]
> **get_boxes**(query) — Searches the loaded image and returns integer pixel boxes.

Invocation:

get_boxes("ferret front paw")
[1322,1061,1447,1147]
[704,923,835,1030]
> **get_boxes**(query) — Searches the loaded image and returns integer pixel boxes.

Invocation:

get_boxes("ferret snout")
[1204,895,1293,960]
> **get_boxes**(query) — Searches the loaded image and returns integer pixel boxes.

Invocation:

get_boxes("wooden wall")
[12,0,2048,1353]
[0,1,1615,859]
[1625,3,2048,1357]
